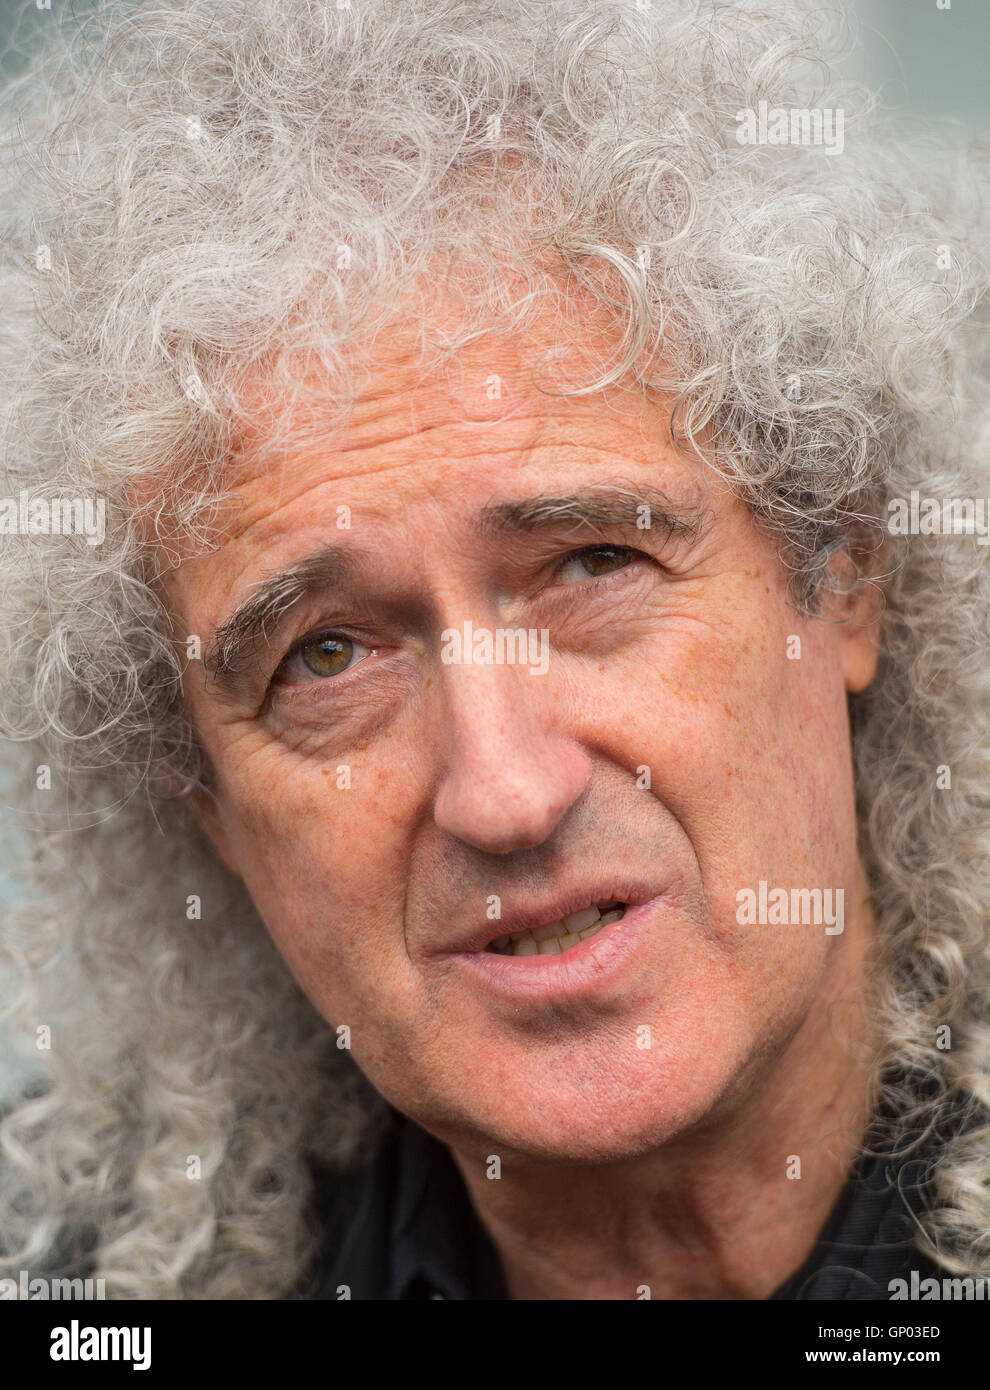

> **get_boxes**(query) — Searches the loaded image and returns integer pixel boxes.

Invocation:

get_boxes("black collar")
[769,1133,942,1299]
[306,1105,946,1300]
[303,1106,506,1300]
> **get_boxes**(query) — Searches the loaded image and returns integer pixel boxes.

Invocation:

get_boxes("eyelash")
[271,543,647,691]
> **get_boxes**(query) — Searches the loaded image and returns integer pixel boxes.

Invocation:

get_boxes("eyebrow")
[476,484,705,543]
[206,543,363,685]
[204,484,707,687]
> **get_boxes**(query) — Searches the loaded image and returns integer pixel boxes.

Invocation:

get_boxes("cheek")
[212,747,412,1001]
[564,590,820,828]
[565,596,851,973]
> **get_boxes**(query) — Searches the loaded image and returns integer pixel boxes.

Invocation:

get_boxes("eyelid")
[565,542,637,560]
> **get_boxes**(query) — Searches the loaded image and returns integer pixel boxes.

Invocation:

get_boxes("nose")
[432,657,592,855]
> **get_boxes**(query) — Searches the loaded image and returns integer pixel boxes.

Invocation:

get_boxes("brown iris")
[300,635,354,678]
[576,546,632,576]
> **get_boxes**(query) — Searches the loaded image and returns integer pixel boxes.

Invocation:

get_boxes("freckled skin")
[164,296,884,1299]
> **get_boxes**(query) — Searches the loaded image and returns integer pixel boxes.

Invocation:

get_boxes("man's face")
[166,296,878,1164]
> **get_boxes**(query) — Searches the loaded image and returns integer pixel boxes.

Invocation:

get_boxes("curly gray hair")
[1,0,989,1296]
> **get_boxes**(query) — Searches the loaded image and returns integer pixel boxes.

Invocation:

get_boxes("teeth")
[487,902,626,956]
[564,906,601,933]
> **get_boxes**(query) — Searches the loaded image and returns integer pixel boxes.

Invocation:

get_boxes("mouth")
[486,901,627,957]
[451,887,664,1003]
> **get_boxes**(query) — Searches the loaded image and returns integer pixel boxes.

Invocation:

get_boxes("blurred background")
[0,0,988,1091]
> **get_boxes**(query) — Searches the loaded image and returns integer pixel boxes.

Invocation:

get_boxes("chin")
[485,1108,696,1167]
[458,1064,719,1166]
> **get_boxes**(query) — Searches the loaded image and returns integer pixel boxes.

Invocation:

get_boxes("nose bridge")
[441,649,537,757]
[431,640,592,855]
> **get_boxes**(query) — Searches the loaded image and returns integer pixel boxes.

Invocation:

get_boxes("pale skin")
[163,288,884,1300]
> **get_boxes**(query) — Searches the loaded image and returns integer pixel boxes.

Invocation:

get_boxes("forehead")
[160,279,718,636]
[219,293,677,534]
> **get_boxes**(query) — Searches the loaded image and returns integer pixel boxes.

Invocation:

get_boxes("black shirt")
[304,1104,947,1300]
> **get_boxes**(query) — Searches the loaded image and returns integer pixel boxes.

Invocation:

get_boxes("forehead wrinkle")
[303,382,558,461]
[228,414,541,508]
[229,371,671,503]
[258,357,655,468]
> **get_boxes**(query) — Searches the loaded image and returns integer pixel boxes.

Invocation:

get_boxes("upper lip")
[444,879,664,954]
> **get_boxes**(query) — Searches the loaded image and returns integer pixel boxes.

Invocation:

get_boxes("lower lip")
[449,897,664,1003]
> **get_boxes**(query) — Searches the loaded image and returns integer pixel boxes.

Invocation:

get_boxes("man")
[0,0,987,1300]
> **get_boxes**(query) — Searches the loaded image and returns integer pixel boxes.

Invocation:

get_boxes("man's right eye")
[275,633,372,685]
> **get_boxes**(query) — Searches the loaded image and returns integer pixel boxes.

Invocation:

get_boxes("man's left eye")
[555,546,637,584]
